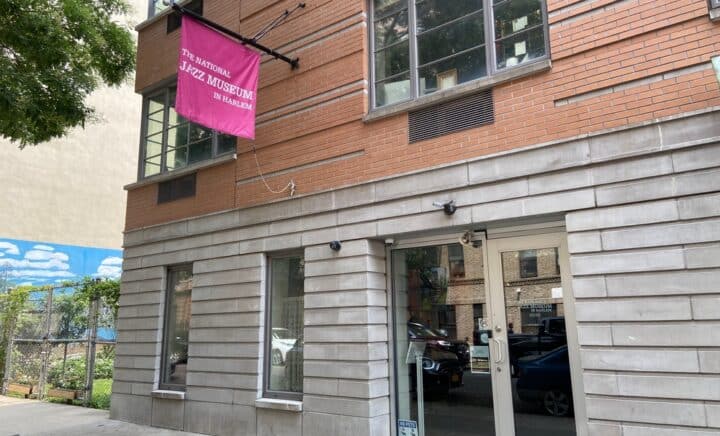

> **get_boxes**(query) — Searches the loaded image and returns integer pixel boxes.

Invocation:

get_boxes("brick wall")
[127,0,720,230]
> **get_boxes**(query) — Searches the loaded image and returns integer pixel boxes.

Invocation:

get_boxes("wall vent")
[409,89,494,143]
[158,173,196,204]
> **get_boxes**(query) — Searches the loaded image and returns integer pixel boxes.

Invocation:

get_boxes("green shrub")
[47,356,114,390]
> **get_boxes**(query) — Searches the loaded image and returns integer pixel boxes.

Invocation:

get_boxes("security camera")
[432,199,457,215]
[384,238,395,246]
[329,240,342,251]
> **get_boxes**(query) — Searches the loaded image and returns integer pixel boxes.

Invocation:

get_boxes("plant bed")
[47,387,78,400]
[7,383,32,397]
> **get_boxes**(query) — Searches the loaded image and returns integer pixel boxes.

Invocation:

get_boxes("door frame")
[486,232,587,436]
[386,228,587,436]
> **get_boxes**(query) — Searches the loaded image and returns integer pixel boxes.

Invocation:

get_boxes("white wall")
[0,0,146,249]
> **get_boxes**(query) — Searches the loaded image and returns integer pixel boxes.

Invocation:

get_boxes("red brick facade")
[126,0,720,230]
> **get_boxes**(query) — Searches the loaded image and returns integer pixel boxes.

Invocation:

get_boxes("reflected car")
[508,317,568,370]
[271,327,297,365]
[409,347,464,395]
[408,321,470,367]
[515,345,573,417]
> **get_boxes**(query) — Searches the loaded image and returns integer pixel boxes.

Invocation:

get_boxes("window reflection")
[267,256,304,395]
[502,247,575,434]
[162,266,192,389]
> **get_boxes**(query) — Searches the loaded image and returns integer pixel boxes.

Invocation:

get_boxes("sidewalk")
[0,396,202,436]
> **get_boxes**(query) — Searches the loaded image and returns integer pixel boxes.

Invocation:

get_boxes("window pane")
[217,134,237,155]
[144,132,163,158]
[374,9,409,49]
[374,40,410,81]
[268,256,304,394]
[188,124,213,144]
[374,0,405,17]
[166,146,188,171]
[375,72,411,107]
[418,46,487,95]
[167,124,190,149]
[417,12,484,66]
[144,155,162,177]
[493,0,543,40]
[188,137,213,164]
[416,0,483,33]
[162,266,192,388]
[518,249,538,278]
[495,25,545,69]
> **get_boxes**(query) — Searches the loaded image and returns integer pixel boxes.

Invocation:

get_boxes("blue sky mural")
[0,237,122,287]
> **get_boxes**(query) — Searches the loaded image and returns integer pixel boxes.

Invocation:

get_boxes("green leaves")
[0,0,136,147]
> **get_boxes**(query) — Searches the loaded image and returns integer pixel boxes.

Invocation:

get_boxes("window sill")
[125,153,237,191]
[364,59,552,123]
[255,398,303,412]
[151,390,186,400]
[711,8,720,21]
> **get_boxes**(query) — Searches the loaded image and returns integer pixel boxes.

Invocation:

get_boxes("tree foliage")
[0,0,136,147]
[0,286,31,381]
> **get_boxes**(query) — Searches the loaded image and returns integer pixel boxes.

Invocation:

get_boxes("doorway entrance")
[391,231,584,436]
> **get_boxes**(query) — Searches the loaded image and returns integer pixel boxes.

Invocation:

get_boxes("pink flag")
[176,15,261,139]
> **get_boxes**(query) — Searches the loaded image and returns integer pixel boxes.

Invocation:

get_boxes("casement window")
[160,265,193,391]
[370,0,549,108]
[264,254,304,400]
[140,86,236,178]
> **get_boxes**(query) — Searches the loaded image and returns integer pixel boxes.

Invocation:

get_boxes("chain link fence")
[1,283,116,408]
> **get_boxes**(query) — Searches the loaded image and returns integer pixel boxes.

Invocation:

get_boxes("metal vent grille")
[409,90,494,143]
[158,173,196,204]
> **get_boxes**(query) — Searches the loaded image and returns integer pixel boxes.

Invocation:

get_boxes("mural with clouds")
[0,237,122,287]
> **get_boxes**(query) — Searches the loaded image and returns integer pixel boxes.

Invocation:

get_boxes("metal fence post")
[1,337,14,395]
[37,288,53,400]
[83,296,99,407]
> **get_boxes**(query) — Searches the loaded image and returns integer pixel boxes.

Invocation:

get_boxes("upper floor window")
[140,86,236,178]
[370,0,548,108]
[148,0,168,18]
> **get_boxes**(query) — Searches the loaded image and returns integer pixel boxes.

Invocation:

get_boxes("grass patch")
[90,379,112,409]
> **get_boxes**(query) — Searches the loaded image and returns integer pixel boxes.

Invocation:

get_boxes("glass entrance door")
[392,237,497,436]
[486,233,582,436]
[391,232,583,436]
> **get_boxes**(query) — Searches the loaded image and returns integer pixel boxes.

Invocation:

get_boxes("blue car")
[515,345,573,417]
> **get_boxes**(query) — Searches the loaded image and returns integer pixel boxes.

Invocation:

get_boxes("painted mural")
[0,237,122,288]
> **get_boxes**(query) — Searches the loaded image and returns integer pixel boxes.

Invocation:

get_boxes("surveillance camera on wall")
[432,199,457,215]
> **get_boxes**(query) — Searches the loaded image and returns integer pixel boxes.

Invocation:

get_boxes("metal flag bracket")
[171,2,305,69]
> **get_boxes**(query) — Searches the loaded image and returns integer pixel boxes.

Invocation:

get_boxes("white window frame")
[368,0,551,110]
[138,85,236,180]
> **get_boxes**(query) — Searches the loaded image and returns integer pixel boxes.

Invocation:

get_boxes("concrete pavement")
[0,396,202,436]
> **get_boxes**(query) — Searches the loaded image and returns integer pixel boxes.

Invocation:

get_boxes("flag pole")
[171,3,300,69]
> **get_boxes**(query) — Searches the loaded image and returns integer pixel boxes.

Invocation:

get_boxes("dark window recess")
[519,249,538,279]
[167,0,203,33]
[408,89,494,143]
[158,173,197,204]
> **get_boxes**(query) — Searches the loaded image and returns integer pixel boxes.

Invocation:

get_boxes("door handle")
[492,338,503,364]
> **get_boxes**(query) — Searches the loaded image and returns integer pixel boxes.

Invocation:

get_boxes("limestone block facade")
[115,0,720,435]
